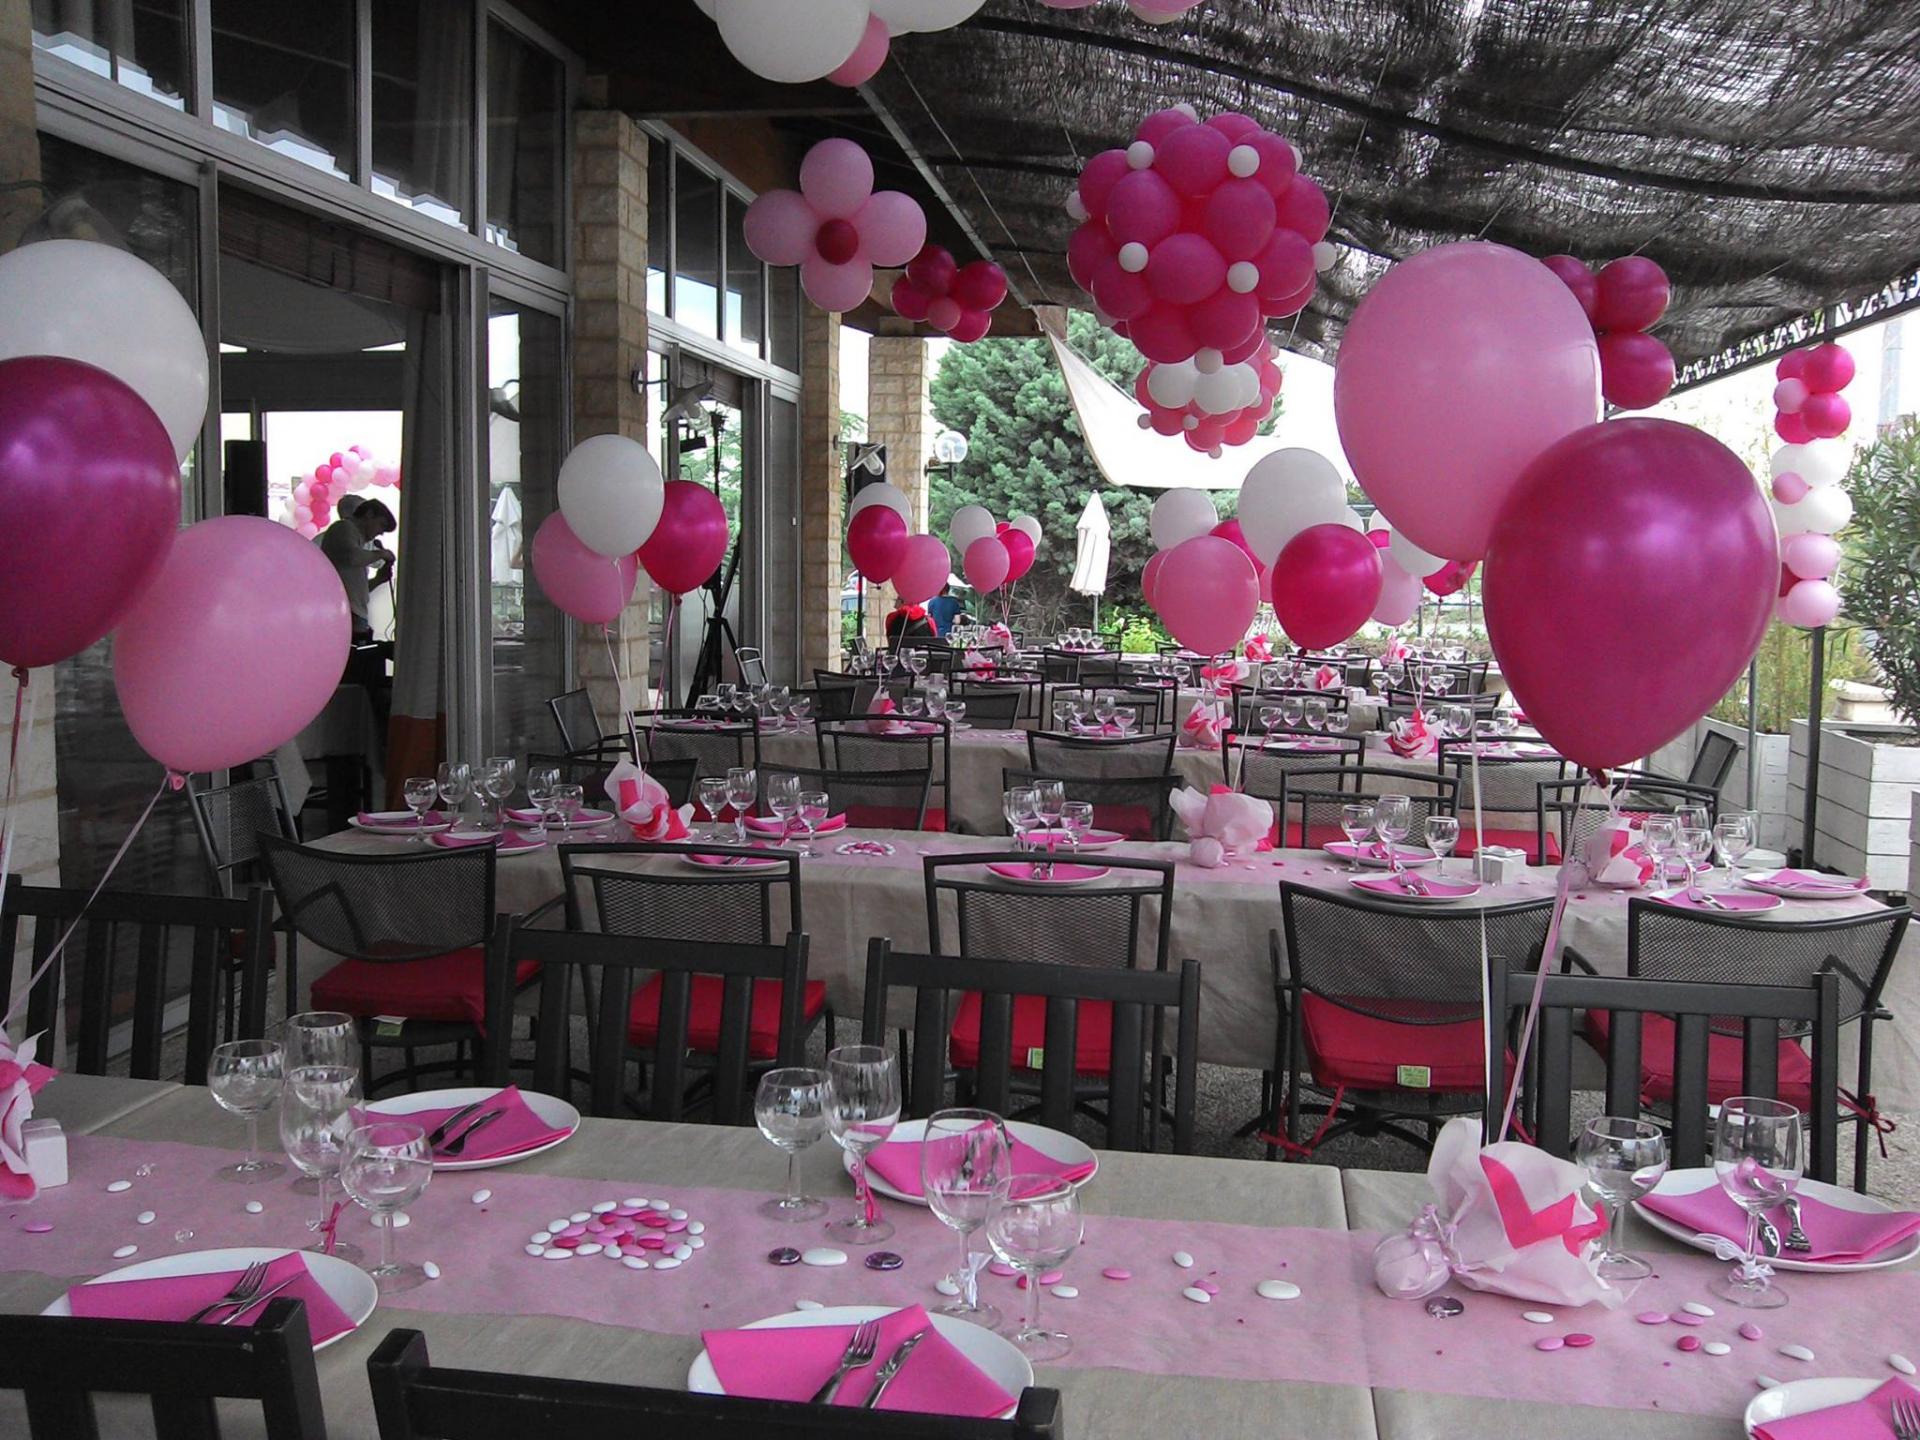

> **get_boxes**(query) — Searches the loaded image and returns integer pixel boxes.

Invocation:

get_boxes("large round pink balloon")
[1271,523,1383,650]
[0,356,180,670]
[532,511,640,624]
[847,503,907,582]
[1334,242,1601,561]
[113,516,350,773]
[1000,528,1036,583]
[892,534,951,606]
[1153,535,1259,656]
[1483,419,1777,772]
[638,480,730,595]
[1372,556,1423,626]
[963,534,1010,592]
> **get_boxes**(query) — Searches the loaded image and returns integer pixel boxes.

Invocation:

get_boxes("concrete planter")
[1789,720,1920,891]
[1645,716,1791,849]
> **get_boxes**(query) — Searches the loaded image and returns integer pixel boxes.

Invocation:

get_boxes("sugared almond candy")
[569,1211,590,1224]
[471,1189,492,1205]
[1635,1311,1668,1325]
[244,1201,264,1215]
[653,1257,683,1271]
[1051,1285,1079,1299]
[1171,1251,1195,1269]
[1681,1301,1715,1317]
[1676,1336,1701,1353]
[542,1247,572,1261]
[1891,1355,1917,1376]
[112,1244,138,1259]
[1534,1337,1564,1353]
[934,1278,961,1297]
[1102,1267,1132,1281]
[1181,1286,1211,1304]
[1704,1342,1732,1356]
[1739,1323,1764,1342]
[106,1180,132,1193]
[591,1200,616,1214]
[422,1261,441,1280]
[1670,1311,1706,1327]
[1779,1344,1815,1363]
[524,1244,544,1257]
[1564,1334,1595,1349]
[135,1211,156,1226]
[1755,1375,1783,1390]
[794,1298,822,1310]
[1521,1311,1554,1325]
[622,1256,650,1271]
[1256,1280,1301,1300]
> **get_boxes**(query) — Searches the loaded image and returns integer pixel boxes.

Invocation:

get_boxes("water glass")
[1093,693,1118,728]
[1713,814,1754,884]
[435,761,472,827]
[551,782,584,831]
[946,700,967,728]
[754,1067,829,1222]
[1425,816,1460,877]
[726,766,757,845]
[825,1045,902,1245]
[282,1011,357,1071]
[797,790,830,858]
[1324,707,1350,737]
[1678,826,1713,893]
[208,1039,286,1184]
[1003,786,1038,851]
[901,694,927,719]
[1675,803,1712,836]
[402,777,438,842]
[1304,697,1327,733]
[1711,1097,1803,1309]
[921,1109,1012,1328]
[986,1176,1084,1361]
[341,1121,434,1293]
[279,1065,364,1262]
[1576,1116,1668,1284]
[1339,803,1375,872]
[767,772,801,843]
[1640,815,1679,890]
[1373,794,1412,865]
[714,683,736,715]
[905,649,928,679]
[788,694,813,727]
[1052,698,1074,732]
[1032,779,1066,835]
[1281,697,1305,729]
[478,756,515,832]
[1060,801,1093,859]
[698,777,731,841]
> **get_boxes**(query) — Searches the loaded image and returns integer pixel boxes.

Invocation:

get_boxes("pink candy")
[1739,1323,1764,1342]
[22,1222,52,1234]
[636,1236,667,1250]
[1635,1311,1669,1325]
[639,1213,672,1228]
[988,1261,1018,1278]
[613,1205,644,1216]
[665,1220,689,1234]
[558,1223,587,1238]
[1669,1311,1705,1327]
[1676,1336,1701,1353]
[1564,1334,1595,1349]
[1534,1337,1565,1353]
[1102,1267,1132,1281]
[1196,1279,1220,1296]
[1040,1270,1065,1286]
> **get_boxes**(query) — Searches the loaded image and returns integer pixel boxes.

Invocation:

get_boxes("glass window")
[646,135,669,315]
[762,394,800,682]
[673,154,719,339]
[32,0,188,109]
[209,0,355,181]
[371,0,473,228]
[768,264,800,374]
[484,21,563,266]
[724,191,763,359]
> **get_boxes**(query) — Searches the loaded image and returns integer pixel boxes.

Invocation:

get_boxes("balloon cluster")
[841,478,1041,607]
[1768,344,1855,629]
[1068,105,1332,367]
[691,0,983,86]
[890,244,1008,342]
[950,506,1040,594]
[285,446,399,539]
[745,139,928,313]
[1039,0,1203,20]
[1541,255,1675,411]
[1133,342,1282,456]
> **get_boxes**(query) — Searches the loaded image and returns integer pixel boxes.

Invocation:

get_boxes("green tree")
[1840,417,1920,727]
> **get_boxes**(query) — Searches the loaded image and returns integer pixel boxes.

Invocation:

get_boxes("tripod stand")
[685,541,744,707]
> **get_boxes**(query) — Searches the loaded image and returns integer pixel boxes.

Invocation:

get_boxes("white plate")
[850,1118,1099,1206]
[361,1086,581,1170]
[348,814,451,836]
[687,1304,1034,1418]
[1635,1170,1920,1272]
[1745,1377,1879,1434]
[1322,842,1437,869]
[42,1247,376,1352]
[1347,876,1482,904]
[678,853,788,872]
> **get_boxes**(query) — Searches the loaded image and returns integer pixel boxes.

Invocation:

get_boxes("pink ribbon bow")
[1480,1153,1611,1257]
[1197,660,1243,697]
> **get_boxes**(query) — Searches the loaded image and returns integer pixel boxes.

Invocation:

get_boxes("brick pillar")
[868,334,935,531]
[798,304,843,678]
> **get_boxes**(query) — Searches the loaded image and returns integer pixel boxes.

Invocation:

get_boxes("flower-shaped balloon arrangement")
[890,244,1009,342]
[692,0,986,87]
[743,139,929,313]
[1769,343,1855,628]
[1541,255,1675,411]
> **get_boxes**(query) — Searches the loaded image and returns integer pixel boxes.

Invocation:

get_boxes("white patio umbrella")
[1070,491,1111,629]
[490,485,523,579]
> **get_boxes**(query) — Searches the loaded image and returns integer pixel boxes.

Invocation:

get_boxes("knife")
[423,1099,485,1149]
[218,1273,302,1325]
[860,1329,928,1409]
[439,1107,505,1157]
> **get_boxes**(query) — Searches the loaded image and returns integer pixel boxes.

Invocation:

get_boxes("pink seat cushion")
[1300,993,1492,1092]
[1584,1009,1812,1107]
[310,945,532,1028]
[949,992,1113,1075]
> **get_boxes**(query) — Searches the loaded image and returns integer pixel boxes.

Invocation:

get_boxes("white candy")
[1181,1286,1212,1304]
[471,1189,492,1205]
[1756,1376,1783,1390]
[422,1261,441,1280]
[1051,1285,1079,1299]
[934,1279,961,1297]
[106,1180,132,1193]
[576,1243,604,1257]
[669,1208,688,1221]
[1892,1355,1918,1376]
[112,1245,138,1259]
[654,1257,683,1271]
[622,1197,647,1208]
[549,1218,571,1233]
[687,1221,706,1236]
[1704,1342,1731,1356]
[1779,1344,1815,1363]
[603,1246,624,1260]
[591,1200,616,1213]
[648,1200,670,1211]
[1171,1251,1195,1269]
[622,1256,651,1271]
[135,1211,155,1225]
[569,1211,590,1224]
[1522,1311,1554,1324]
[531,1231,552,1245]
[525,1244,545,1257]
[795,1299,824,1311]
[542,1247,573,1260]
[244,1201,264,1215]
[688,1237,706,1249]
[672,1244,693,1261]
[1681,1301,1715,1317]
[1256,1280,1301,1301]
[801,1248,848,1267]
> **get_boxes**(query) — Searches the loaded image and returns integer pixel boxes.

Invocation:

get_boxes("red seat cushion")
[628,976,827,1061]
[310,945,532,1028]
[1092,802,1156,840]
[842,805,945,832]
[1583,1009,1812,1108]
[1457,827,1562,865]
[1299,993,1491,1092]
[949,991,1113,1075]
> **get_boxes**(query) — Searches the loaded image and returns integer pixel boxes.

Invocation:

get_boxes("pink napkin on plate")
[866,1132,1094,1197]
[1754,1378,1920,1440]
[356,809,447,829]
[1638,1185,1920,1264]
[66,1251,354,1343]
[399,1085,573,1162]
[1025,827,1123,850]
[1653,889,1779,912]
[430,828,545,853]
[701,1305,1015,1416]
[1758,868,1869,893]
[1353,875,1479,900]
[502,806,611,826]
[1325,841,1437,864]
[986,861,1108,884]
[744,813,848,836]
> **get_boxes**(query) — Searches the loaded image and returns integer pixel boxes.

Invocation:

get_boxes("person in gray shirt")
[319,497,396,643]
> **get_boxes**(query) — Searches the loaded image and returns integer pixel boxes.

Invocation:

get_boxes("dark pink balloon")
[1369,528,1392,549]
[1482,418,1777,772]
[1774,409,1814,444]
[1223,326,1272,365]
[1078,149,1131,218]
[1271,523,1382,650]
[1130,301,1199,363]
[638,479,729,595]
[1205,112,1261,141]
[1776,349,1810,382]
[1154,123,1232,198]
[948,308,993,343]
[1423,559,1477,596]
[1189,286,1261,351]
[1202,179,1277,260]
[1540,254,1599,324]
[847,503,907,582]
[1092,258,1154,321]
[1135,107,1197,147]
[963,534,1010,593]
[1209,518,1260,570]
[890,277,932,322]
[952,261,1009,312]
[1067,220,1117,291]
[1247,132,1297,197]
[1146,232,1226,305]
[1141,548,1170,606]
[1801,391,1851,438]
[1802,342,1855,393]
[1106,169,1183,246]
[1593,256,1670,333]
[1254,229,1316,303]
[1598,331,1676,410]
[0,356,180,670]
[532,511,640,625]
[1000,527,1036,583]
[1275,177,1330,242]
[905,244,958,295]
[927,296,963,331]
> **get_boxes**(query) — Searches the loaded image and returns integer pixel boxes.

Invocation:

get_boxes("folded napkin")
[1353,874,1478,900]
[1755,1378,1920,1440]
[1180,704,1225,751]
[1757,868,1868,893]
[701,1305,1015,1415]
[1638,1186,1920,1264]
[400,1085,572,1162]
[1244,633,1274,664]
[1025,827,1120,850]
[986,861,1107,884]
[429,828,544,852]
[602,759,693,842]
[1386,708,1435,759]
[1381,636,1410,663]
[356,809,448,829]
[0,1031,55,1200]
[963,650,997,679]
[866,1132,1095,1197]
[503,806,612,827]
[745,813,848,836]
[1325,840,1437,864]
[66,1251,355,1344]
[1313,664,1340,691]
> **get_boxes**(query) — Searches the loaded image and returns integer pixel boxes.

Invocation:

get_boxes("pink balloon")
[855,190,927,268]
[1189,287,1261,351]
[847,500,908,581]
[964,534,1011,592]
[1424,559,1477,597]
[0,357,181,670]
[800,253,875,313]
[1205,112,1261,141]
[292,504,312,524]
[1154,123,1232,198]
[798,137,873,219]
[1540,255,1598,323]
[1146,232,1226,305]
[1782,530,1841,581]
[1780,578,1841,628]
[292,481,312,505]
[1334,241,1602,562]
[827,13,890,85]
[1483,418,1777,772]
[1135,106,1197,146]
[1000,527,1036,582]
[638,480,730,595]
[1129,301,1199,363]
[891,534,951,606]
[948,308,993,344]
[1209,518,1260,571]
[329,452,346,470]
[1771,472,1810,504]
[532,511,640,625]
[1271,523,1383,650]
[1777,350,1810,382]
[744,189,822,267]
[295,521,319,539]
[1801,391,1851,439]
[1141,548,1170,606]
[1372,556,1423,626]
[927,296,963,332]
[1773,378,1809,414]
[1802,342,1855,394]
[1775,409,1814,445]
[1092,259,1154,322]
[1106,169,1183,247]
[1078,149,1131,218]
[952,262,1009,312]
[312,463,332,485]
[1598,331,1676,410]
[1592,256,1670,333]
[1253,228,1316,303]
[1202,179,1277,260]
[1274,176,1330,242]
[330,466,350,487]
[1246,132,1297,197]
[1153,535,1259,656]
[113,516,349,772]
[907,244,959,295]
[1257,559,1273,605]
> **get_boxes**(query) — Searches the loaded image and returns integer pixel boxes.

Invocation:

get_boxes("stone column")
[798,303,843,678]
[865,333,935,646]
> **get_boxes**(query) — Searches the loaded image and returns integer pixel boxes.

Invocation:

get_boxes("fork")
[185,1260,270,1324]
[1891,1396,1920,1440]
[810,1319,881,1404]
[438,1107,504,1158]
[1780,1194,1813,1253]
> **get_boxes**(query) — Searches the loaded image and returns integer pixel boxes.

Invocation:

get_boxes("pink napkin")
[1759,868,1869,893]
[1024,828,1122,850]
[684,852,784,870]
[1352,875,1479,900]
[66,1251,354,1343]
[987,861,1108,884]
[1638,1186,1920,1264]
[429,829,545,853]
[1325,841,1437,864]
[1754,1378,1920,1440]
[1653,890,1778,912]
[503,806,611,826]
[356,809,447,829]
[400,1085,572,1162]
[744,813,848,836]
[865,1132,1096,1197]
[701,1305,1016,1416]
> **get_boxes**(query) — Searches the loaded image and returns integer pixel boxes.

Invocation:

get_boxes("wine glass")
[1373,794,1412,870]
[754,1067,829,1222]
[1713,814,1754,886]
[714,682,737,717]
[986,1175,1084,1361]
[1640,815,1679,891]
[1051,698,1074,733]
[435,761,472,829]
[1093,692,1117,730]
[766,772,801,844]
[551,782,584,833]
[1032,779,1065,833]
[1711,1097,1803,1309]
[402,777,438,843]
[1576,1116,1668,1284]
[1304,697,1327,733]
[1280,697,1305,730]
[797,790,830,858]
[1003,786,1038,851]
[1675,803,1712,836]
[1678,826,1713,895]
[1324,706,1350,738]
[904,648,928,681]
[1339,803,1375,872]
[282,1012,357,1071]
[726,766,757,845]
[698,777,731,842]
[1425,816,1460,878]
[1257,704,1284,747]
[788,694,814,728]
[825,1044,901,1245]
[1060,801,1093,860]
[901,694,927,720]
[524,764,560,836]
[341,1121,434,1293]
[946,699,967,729]
[208,1039,286,1184]
[694,694,724,721]
[478,756,514,832]
[279,1065,364,1262]
[1110,704,1133,736]
[921,1110,1012,1328]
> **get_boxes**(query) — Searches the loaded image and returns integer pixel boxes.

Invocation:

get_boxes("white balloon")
[1779,485,1853,536]
[1146,360,1198,409]
[849,480,911,523]
[1335,506,1366,532]
[0,239,209,462]
[1012,514,1042,546]
[1366,511,1392,534]
[949,503,997,551]
[870,0,988,33]
[713,0,868,82]
[557,434,666,556]
[1236,448,1347,564]
[1389,528,1448,578]
[1192,365,1245,416]
[1150,489,1218,551]
[1771,438,1849,488]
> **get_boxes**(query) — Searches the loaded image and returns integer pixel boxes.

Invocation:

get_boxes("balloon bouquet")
[285,445,400,539]
[692,0,987,88]
[950,507,1041,622]
[1768,344,1855,629]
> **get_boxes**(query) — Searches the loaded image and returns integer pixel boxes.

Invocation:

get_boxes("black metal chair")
[483,916,808,1123]
[1027,730,1174,778]
[638,711,763,802]
[0,879,273,1086]
[948,683,1024,730]
[1229,686,1350,732]
[1487,963,1843,1185]
[1614,729,1742,812]
[1271,883,1554,1159]
[817,718,952,830]
[368,1327,1065,1439]
[1045,683,1169,735]
[1435,746,1569,864]
[811,670,862,719]
[185,764,302,1018]
[547,688,630,756]
[1272,766,1459,850]
[257,836,501,1095]
[0,1298,325,1439]
[1003,768,1178,842]
[758,764,933,831]
[1535,775,1722,861]
[1226,731,1365,803]
[865,939,1199,1154]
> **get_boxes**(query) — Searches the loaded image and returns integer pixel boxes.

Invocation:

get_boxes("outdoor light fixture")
[661,380,716,430]
[933,429,970,466]
[848,442,886,475]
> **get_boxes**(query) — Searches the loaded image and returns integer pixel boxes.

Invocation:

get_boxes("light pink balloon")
[330,466,350,487]
[1141,548,1169,606]
[292,503,312,525]
[963,534,1011,592]
[296,521,319,539]
[1782,530,1840,581]
[892,533,951,606]
[799,137,874,219]
[1153,535,1259,656]
[1372,555,1423,626]
[743,189,820,267]
[801,253,875,313]
[293,481,312,504]
[1773,378,1809,415]
[1780,578,1841,628]
[113,516,350,773]
[1771,472,1810,504]
[1334,241,1601,561]
[856,190,928,268]
[532,510,640,624]
[828,13,890,86]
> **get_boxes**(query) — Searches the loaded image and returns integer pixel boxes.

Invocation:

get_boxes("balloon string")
[603,623,638,760]
[2,772,174,1037]
[0,669,31,929]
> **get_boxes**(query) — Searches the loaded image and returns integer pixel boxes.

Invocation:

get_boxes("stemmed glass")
[694,694,724,722]
[1710,1097,1803,1309]
[901,694,927,720]
[714,683,737,718]
[551,783,584,834]
[1060,801,1093,860]
[904,649,928,683]
[753,1067,829,1222]
[946,699,967,729]
[698,777,731,842]
[1093,693,1118,730]
[788,694,814,728]
[1373,794,1412,871]
[1425,816,1460,878]
[479,756,515,832]
[1032,780,1065,872]
[825,1044,901,1246]
[1678,826,1713,897]
[1324,706,1351,738]
[1576,1115,1668,1284]
[1257,704,1284,747]
[1713,814,1754,886]
[282,1011,356,1070]
[1304,697,1327,734]
[1641,815,1679,891]
[340,1121,434,1293]
[435,761,472,830]
[402,777,438,842]
[208,1039,286,1184]
[1675,803,1712,837]
[1051,698,1074,733]
[1339,803,1375,872]
[524,764,560,838]
[726,766,757,845]
[797,790,830,858]
[1281,697,1305,730]
[986,1176,1084,1361]
[766,772,801,844]
[280,1065,364,1262]
[921,1110,1012,1328]
[1003,786,1038,852]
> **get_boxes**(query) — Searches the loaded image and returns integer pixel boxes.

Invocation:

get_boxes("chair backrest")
[1687,729,1742,791]
[1231,687,1350,731]
[1384,689,1498,719]
[735,646,769,688]
[948,684,1024,730]
[547,689,603,752]
[257,836,495,962]
[187,768,299,882]
[811,671,862,719]
[1272,766,1459,849]
[561,842,800,945]
[849,677,913,713]
[756,764,932,830]
[924,851,1175,975]
[637,712,761,791]
[1228,734,1365,798]
[1536,776,1721,858]
[1437,749,1569,815]
[0,1298,325,1440]
[1003,768,1178,842]
[1026,730,1174,779]
[524,752,699,810]
[816,719,952,817]
[367,1328,1065,1439]
[0,878,273,1085]
[1486,963,1842,1183]
[484,916,808,1122]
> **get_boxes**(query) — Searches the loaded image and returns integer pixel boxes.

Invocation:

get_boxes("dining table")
[4,1072,1916,1438]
